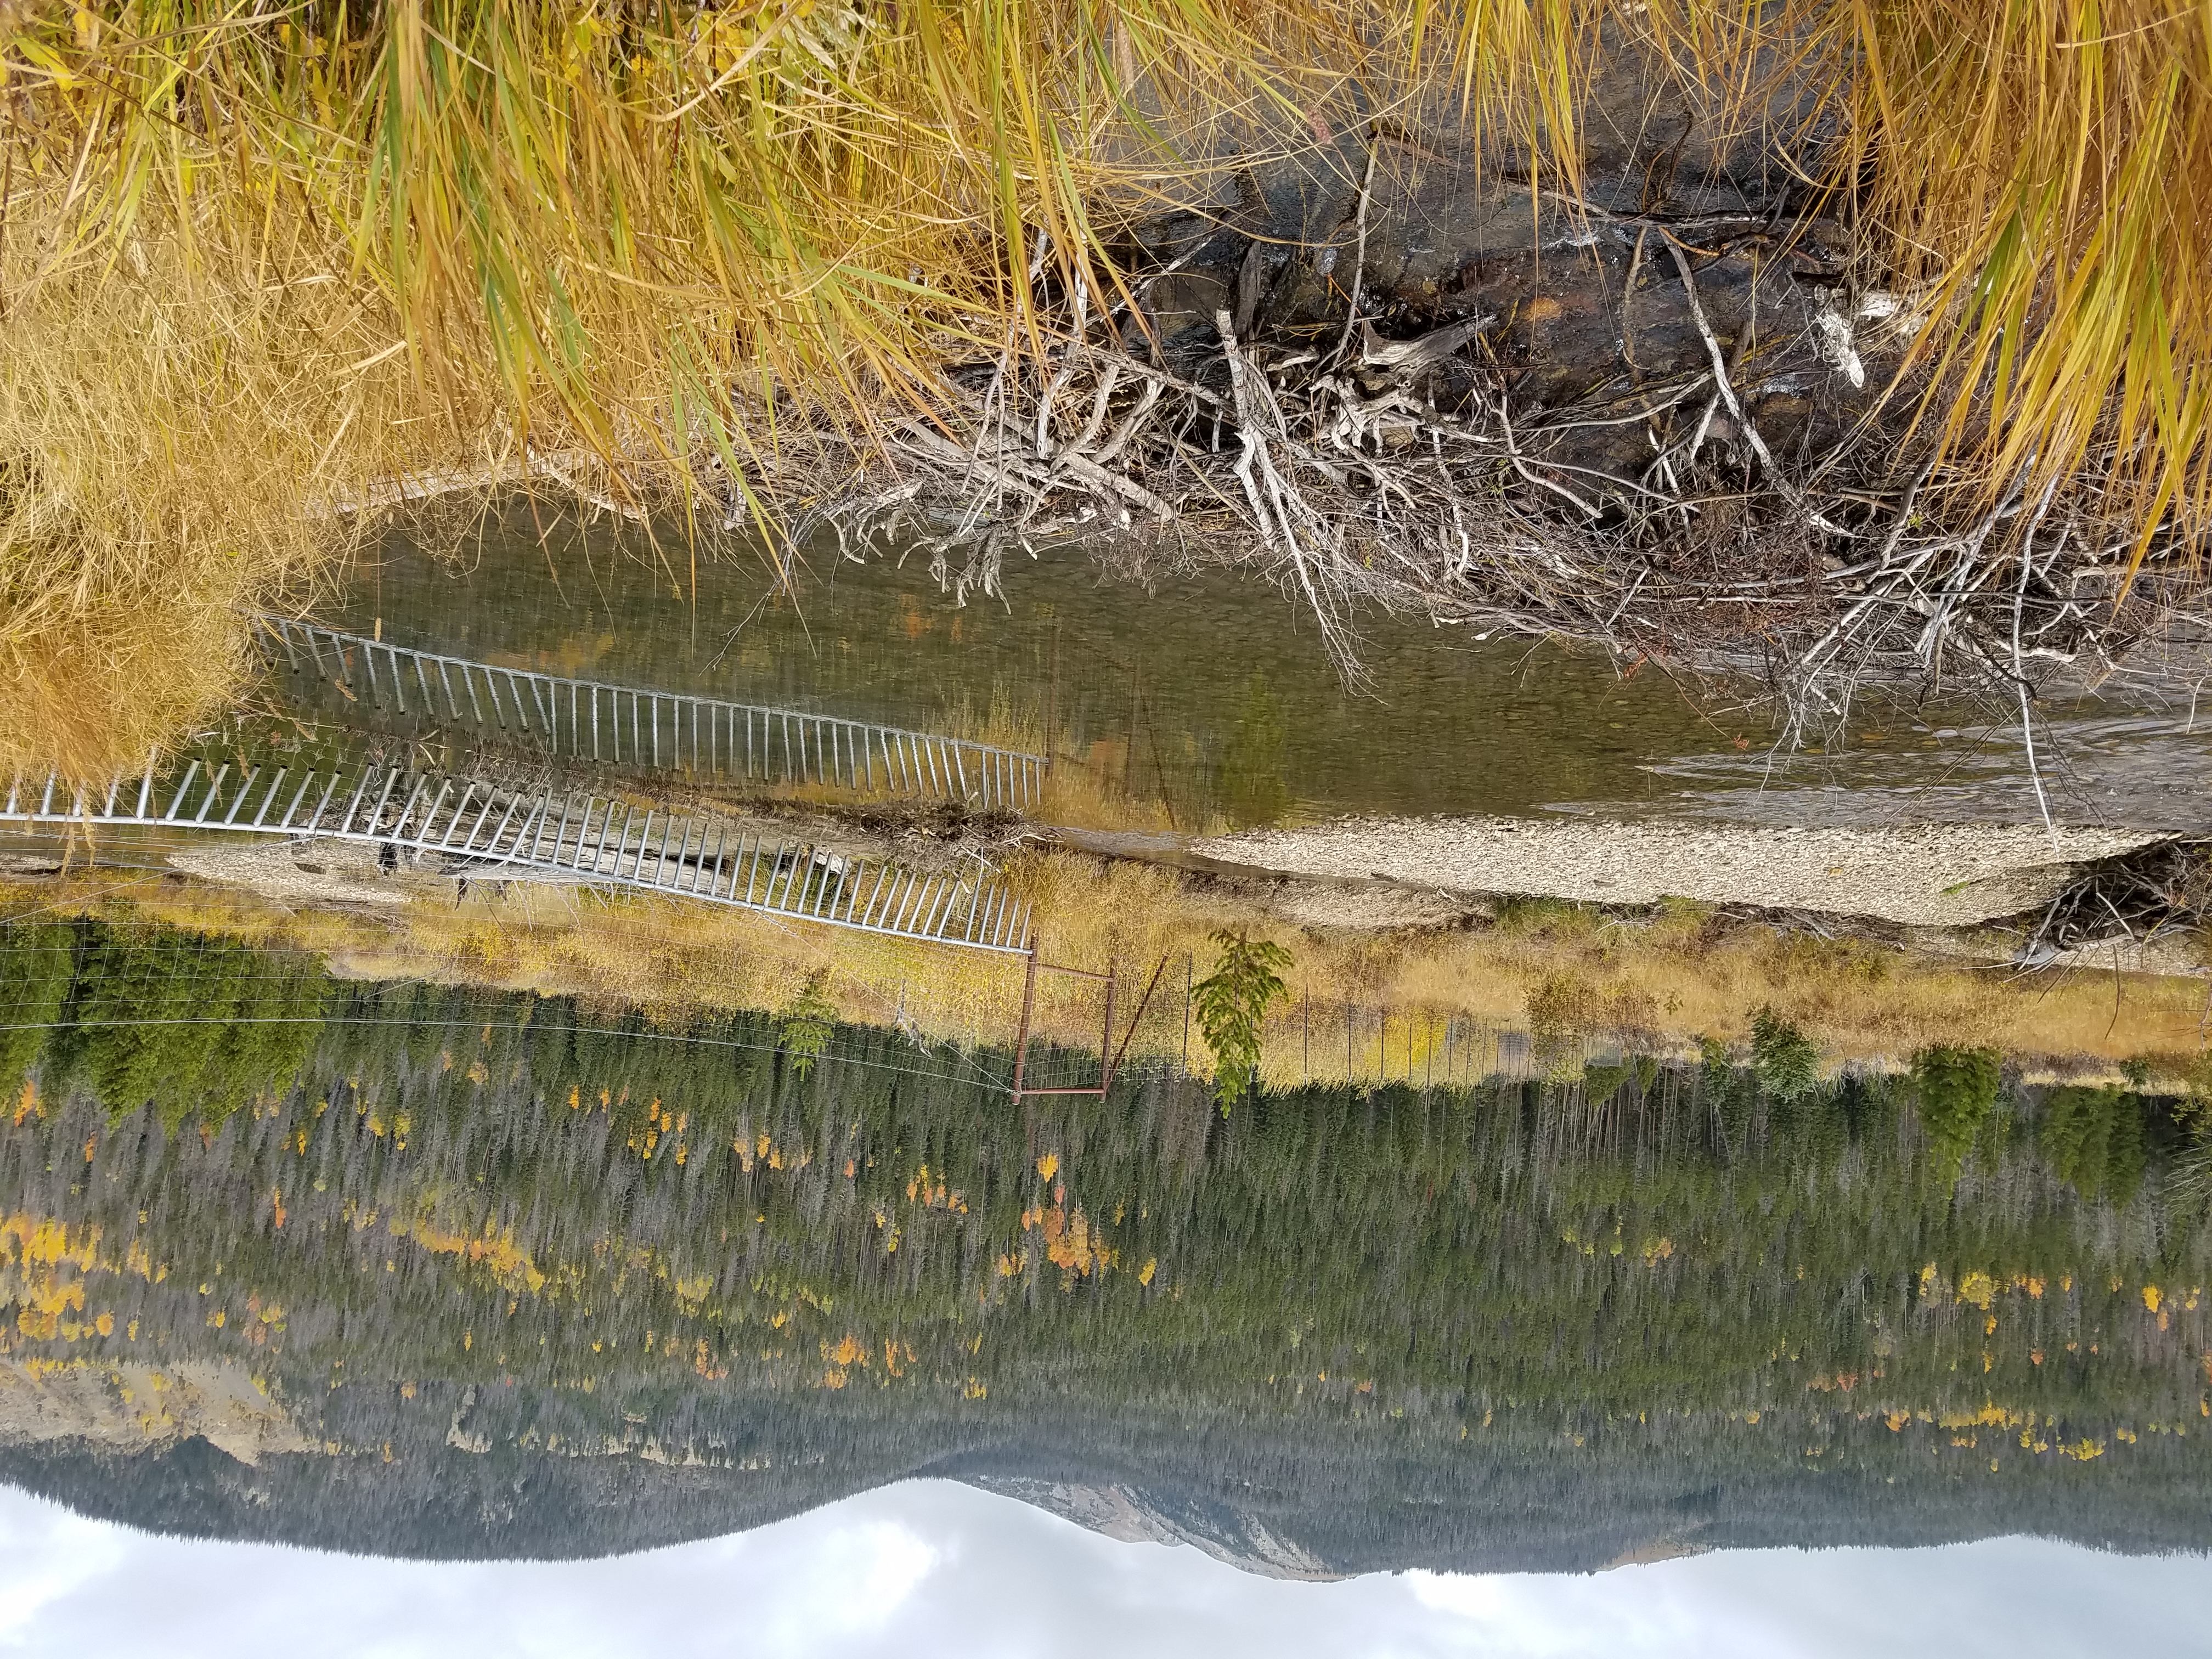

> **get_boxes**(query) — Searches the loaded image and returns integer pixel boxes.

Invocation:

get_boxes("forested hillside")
[0,917,2207,1571]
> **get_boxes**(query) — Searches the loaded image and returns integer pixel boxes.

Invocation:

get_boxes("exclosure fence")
[1254,995,1600,1090]
[0,761,1033,955]
[988,964,1585,1097]
[1274,1008,1566,1097]
[253,616,1046,811]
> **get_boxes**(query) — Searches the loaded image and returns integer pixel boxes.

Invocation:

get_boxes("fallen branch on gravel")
[2012,840,2212,970]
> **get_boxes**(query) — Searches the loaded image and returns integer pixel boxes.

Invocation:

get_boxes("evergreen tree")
[1750,1007,1821,1103]
[1193,931,1291,1116]
[0,921,74,1101]
[1912,1046,2002,1183]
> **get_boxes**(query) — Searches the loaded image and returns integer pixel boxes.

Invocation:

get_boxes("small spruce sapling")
[1749,1007,1822,1103]
[1912,1045,2002,1183]
[777,969,837,1080]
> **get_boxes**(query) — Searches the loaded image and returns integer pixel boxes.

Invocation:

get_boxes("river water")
[319,499,2212,832]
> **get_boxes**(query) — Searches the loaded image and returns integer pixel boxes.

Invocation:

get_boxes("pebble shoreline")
[1190,817,2157,928]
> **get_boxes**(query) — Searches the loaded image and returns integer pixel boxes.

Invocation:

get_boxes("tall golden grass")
[1831,1,2212,579]
[2,2,2207,775]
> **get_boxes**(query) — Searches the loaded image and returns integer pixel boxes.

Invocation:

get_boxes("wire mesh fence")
[1261,996,1574,1090]
[255,615,1046,810]
[1,759,1032,955]
[0,892,1589,1110]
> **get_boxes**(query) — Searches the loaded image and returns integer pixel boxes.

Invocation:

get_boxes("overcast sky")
[0,1477,2204,1658]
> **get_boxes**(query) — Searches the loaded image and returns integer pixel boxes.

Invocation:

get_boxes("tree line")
[0,914,2204,1522]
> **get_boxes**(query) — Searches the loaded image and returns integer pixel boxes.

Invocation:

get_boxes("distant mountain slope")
[3,1379,2207,1575]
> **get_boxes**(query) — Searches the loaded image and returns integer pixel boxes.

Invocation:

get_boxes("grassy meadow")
[4,840,2205,1086]
[1,3,2210,777]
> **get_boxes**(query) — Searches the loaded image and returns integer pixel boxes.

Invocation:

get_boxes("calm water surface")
[319,502,2212,830]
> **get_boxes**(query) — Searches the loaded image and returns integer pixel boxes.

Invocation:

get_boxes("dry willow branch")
[726,216,2184,741]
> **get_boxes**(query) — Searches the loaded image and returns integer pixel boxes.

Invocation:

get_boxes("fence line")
[2,761,1031,955]
[1261,996,1587,1088]
[254,616,1045,811]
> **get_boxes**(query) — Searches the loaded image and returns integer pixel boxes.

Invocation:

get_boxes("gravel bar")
[1191,817,2159,927]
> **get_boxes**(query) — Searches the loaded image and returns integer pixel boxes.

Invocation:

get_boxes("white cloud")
[850,1520,940,1620]
[0,1480,2205,1659]
[1405,1538,2212,1659]
[0,1494,131,1649]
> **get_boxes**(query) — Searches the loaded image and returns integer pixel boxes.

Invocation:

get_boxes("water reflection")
[324,500,2212,830]
[330,503,1772,825]
[0,917,2206,1573]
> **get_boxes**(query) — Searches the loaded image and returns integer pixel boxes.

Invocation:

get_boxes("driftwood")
[2012,841,2212,970]
[708,225,2195,718]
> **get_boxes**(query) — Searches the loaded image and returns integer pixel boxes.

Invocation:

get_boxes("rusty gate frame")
[1007,947,1169,1105]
